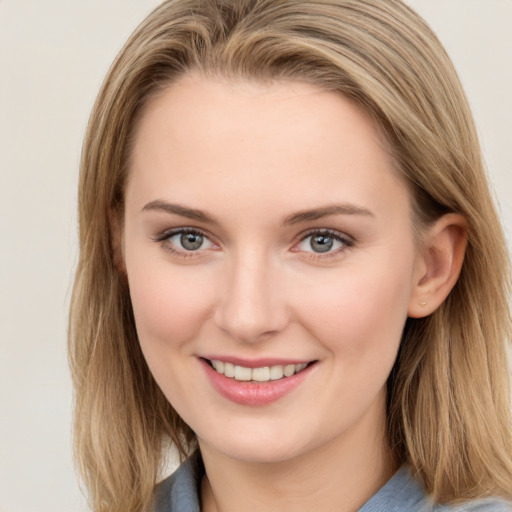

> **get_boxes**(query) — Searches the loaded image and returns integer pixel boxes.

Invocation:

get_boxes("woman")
[69,1,512,511]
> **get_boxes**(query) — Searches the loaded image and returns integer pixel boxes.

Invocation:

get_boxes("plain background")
[0,1,510,511]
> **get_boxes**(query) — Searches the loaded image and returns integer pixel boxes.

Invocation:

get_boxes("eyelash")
[152,227,354,259]
[296,229,354,259]
[153,227,214,258]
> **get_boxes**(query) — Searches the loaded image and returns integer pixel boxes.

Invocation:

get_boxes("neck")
[199,395,397,512]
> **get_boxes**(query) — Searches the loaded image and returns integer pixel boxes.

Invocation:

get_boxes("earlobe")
[109,209,127,275]
[408,214,468,318]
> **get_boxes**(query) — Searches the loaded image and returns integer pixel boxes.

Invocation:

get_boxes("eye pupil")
[310,234,333,253]
[180,232,203,250]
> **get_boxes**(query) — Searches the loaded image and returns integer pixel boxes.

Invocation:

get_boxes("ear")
[408,214,468,318]
[108,209,127,275]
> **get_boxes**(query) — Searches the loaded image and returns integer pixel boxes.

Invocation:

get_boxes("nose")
[213,250,290,343]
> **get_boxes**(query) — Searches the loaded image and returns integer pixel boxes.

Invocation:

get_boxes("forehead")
[132,73,390,155]
[126,74,410,222]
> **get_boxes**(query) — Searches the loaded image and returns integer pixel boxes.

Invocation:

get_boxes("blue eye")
[297,231,350,254]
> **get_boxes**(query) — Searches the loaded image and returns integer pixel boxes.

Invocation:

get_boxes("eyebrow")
[141,200,217,224]
[141,200,374,225]
[282,204,374,225]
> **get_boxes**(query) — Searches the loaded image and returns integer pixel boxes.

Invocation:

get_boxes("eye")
[156,228,215,254]
[170,231,212,251]
[296,230,352,254]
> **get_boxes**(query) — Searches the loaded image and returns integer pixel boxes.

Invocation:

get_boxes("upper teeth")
[211,360,308,382]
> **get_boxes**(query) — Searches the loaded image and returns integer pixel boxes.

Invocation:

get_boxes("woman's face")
[122,75,424,464]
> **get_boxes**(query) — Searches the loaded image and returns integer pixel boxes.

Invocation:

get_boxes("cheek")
[126,255,215,354]
[295,252,415,366]
[125,257,220,413]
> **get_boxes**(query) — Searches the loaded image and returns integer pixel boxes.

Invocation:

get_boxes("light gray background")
[0,1,510,511]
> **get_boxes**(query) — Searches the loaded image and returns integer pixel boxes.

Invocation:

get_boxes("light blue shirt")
[154,452,511,511]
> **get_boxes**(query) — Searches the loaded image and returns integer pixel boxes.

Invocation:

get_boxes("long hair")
[69,1,512,510]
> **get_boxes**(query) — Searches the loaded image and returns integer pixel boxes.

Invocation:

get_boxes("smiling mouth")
[205,359,315,382]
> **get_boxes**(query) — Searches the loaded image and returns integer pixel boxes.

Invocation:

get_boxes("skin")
[120,74,467,512]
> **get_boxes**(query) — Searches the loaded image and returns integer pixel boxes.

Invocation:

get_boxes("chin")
[196,422,324,466]
[209,442,304,465]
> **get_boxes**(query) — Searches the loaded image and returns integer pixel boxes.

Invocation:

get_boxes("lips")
[200,357,316,406]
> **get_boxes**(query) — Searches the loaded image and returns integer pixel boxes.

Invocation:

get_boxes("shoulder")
[153,451,203,512]
[436,499,512,512]
[359,466,512,512]
[155,457,512,512]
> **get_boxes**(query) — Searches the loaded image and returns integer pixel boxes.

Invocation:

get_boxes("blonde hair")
[69,1,512,510]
